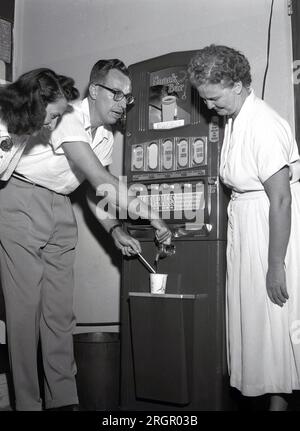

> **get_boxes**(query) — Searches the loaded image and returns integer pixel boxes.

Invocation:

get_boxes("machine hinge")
[288,0,293,16]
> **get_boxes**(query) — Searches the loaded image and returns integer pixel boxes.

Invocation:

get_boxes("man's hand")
[111,226,142,256]
[151,219,172,244]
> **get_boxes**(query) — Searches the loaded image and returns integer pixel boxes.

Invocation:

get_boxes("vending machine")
[120,51,233,411]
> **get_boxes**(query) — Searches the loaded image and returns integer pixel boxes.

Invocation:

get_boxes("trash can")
[73,332,120,411]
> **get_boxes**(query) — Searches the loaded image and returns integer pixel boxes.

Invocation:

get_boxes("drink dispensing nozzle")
[154,238,176,272]
[157,242,176,258]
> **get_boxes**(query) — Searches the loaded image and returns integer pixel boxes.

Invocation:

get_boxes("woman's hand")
[266,263,289,307]
[264,167,291,308]
[111,226,142,256]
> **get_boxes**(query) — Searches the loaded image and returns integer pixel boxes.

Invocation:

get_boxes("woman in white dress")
[188,44,300,410]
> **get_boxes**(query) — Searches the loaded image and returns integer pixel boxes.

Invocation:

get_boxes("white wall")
[13,0,294,330]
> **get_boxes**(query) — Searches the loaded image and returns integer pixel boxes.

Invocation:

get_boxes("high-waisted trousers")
[0,177,78,410]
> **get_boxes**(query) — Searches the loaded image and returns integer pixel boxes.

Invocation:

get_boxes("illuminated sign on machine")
[149,67,191,130]
[139,190,204,212]
[130,182,205,224]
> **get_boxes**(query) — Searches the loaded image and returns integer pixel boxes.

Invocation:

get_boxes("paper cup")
[150,273,168,294]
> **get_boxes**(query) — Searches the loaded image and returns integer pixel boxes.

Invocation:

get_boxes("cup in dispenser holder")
[137,241,176,295]
[150,273,168,294]
[150,242,176,294]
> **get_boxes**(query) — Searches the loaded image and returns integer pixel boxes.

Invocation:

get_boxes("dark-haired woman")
[188,45,300,410]
[0,68,79,411]
[0,68,78,179]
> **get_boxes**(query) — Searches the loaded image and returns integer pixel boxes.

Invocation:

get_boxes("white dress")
[220,90,300,396]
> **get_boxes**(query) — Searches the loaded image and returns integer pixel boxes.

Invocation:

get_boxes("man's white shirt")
[15,98,114,194]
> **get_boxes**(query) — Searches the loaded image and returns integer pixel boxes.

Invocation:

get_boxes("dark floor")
[232,389,300,411]
[2,342,300,411]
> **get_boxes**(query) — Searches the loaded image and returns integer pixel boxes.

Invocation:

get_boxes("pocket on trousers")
[0,181,35,225]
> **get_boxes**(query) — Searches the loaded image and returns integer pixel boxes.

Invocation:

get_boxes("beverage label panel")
[130,136,207,175]
[132,145,144,170]
[138,191,204,212]
[177,139,188,168]
[162,139,173,170]
[129,182,205,224]
[147,143,159,170]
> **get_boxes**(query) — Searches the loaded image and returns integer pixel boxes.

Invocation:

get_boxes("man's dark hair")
[89,59,130,85]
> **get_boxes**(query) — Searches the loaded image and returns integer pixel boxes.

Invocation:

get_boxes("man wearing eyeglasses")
[15,59,171,253]
[3,59,171,411]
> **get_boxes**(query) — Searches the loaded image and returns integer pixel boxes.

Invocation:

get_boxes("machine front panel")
[121,51,233,411]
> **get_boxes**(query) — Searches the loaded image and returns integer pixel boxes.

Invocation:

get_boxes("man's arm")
[86,184,142,256]
[62,140,171,243]
[49,104,156,233]
[62,142,171,242]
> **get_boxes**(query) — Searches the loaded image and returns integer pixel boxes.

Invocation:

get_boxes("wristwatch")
[109,223,122,235]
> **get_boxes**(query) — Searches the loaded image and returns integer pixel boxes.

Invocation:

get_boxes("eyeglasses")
[94,83,135,105]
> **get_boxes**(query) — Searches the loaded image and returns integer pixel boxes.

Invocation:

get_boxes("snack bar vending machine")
[120,51,233,411]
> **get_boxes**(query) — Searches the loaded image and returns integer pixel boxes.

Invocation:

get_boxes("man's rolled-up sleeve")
[50,108,90,153]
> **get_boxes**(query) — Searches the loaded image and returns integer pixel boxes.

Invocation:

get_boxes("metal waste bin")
[73,331,120,411]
